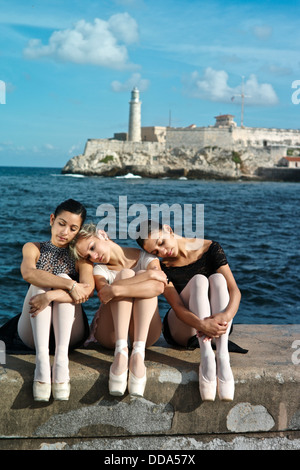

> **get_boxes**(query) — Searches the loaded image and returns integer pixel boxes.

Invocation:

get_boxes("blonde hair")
[69,222,97,260]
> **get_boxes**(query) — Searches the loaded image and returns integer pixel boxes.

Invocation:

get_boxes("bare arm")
[96,260,167,304]
[163,282,228,338]
[44,259,95,304]
[21,242,76,291]
[28,256,95,317]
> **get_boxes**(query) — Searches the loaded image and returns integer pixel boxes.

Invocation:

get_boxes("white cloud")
[183,68,278,106]
[111,73,149,92]
[108,13,139,44]
[23,15,139,70]
[243,74,278,105]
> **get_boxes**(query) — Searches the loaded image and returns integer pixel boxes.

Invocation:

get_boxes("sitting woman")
[70,223,167,398]
[17,199,94,402]
[136,221,241,402]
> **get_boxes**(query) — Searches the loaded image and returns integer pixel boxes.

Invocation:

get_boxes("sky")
[1,0,300,167]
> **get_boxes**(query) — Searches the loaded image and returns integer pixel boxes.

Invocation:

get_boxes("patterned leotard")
[36,241,78,280]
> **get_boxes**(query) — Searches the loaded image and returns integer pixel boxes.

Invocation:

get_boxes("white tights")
[17,274,85,384]
[110,269,160,379]
[180,273,232,382]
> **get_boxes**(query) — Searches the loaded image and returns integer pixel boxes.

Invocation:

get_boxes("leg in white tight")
[52,273,85,384]
[109,269,134,376]
[18,274,85,384]
[209,273,232,382]
[18,284,52,383]
[94,269,162,383]
[167,273,232,382]
[130,293,160,378]
[180,274,216,381]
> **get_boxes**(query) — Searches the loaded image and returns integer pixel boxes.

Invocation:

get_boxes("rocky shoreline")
[62,142,300,181]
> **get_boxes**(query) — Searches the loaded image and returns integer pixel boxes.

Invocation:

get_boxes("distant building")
[214,114,237,128]
[112,89,300,153]
[142,126,166,143]
[128,87,141,142]
[284,157,300,168]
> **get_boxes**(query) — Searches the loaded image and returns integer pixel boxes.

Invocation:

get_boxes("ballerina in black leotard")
[137,221,242,402]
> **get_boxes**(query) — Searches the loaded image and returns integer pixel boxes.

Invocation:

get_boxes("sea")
[0,166,299,327]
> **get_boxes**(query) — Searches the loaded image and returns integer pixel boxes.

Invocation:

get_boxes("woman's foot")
[199,364,216,401]
[52,382,71,401]
[216,353,235,401]
[128,341,147,397]
[199,349,217,401]
[109,339,128,396]
[33,381,51,402]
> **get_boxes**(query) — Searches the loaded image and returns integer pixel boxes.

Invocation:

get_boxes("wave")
[51,173,85,178]
[115,173,142,179]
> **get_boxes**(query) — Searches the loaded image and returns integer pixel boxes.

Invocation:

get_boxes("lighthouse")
[128,87,141,142]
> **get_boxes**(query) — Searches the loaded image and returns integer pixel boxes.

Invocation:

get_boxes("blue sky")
[1,0,300,167]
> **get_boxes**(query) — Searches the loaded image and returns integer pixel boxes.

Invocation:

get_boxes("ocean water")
[0,166,299,326]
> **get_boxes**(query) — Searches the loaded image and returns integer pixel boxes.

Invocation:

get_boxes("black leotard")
[160,241,228,293]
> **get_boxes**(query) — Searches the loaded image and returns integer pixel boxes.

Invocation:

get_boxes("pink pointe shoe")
[109,339,128,396]
[33,381,51,402]
[199,365,216,402]
[52,382,71,401]
[217,355,235,401]
[217,377,235,401]
[128,341,147,397]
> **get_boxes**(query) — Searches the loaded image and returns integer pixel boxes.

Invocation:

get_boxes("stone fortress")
[62,88,300,180]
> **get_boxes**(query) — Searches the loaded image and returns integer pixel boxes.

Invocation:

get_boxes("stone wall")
[165,126,300,150]
[0,325,299,450]
[83,139,165,158]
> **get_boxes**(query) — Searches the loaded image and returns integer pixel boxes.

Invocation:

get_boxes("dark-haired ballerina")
[137,221,241,402]
[16,199,94,401]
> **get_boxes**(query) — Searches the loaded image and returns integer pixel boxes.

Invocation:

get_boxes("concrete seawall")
[0,325,299,450]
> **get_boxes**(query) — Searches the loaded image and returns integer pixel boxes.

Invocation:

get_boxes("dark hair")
[54,199,87,224]
[136,219,163,248]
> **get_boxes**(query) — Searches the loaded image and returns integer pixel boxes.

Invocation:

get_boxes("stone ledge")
[0,325,299,448]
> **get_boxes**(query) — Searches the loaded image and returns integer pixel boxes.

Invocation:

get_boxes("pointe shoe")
[109,369,128,396]
[33,381,51,402]
[128,370,147,397]
[199,365,216,401]
[217,376,235,401]
[52,382,71,401]
[128,341,147,397]
[109,339,128,396]
[217,354,235,401]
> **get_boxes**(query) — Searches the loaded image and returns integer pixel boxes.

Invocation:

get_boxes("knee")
[190,274,209,292]
[119,268,135,279]
[209,273,227,292]
[29,284,49,295]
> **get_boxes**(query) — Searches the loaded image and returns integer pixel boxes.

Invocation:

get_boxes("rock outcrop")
[62,139,287,180]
